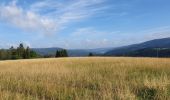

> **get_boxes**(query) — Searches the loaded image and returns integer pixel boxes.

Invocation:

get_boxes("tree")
[63,49,68,57]
[23,46,30,59]
[17,43,25,59]
[0,43,39,60]
[55,50,61,57]
[88,52,93,57]
[55,49,68,57]
[30,50,38,58]
[0,50,6,60]
[10,47,18,59]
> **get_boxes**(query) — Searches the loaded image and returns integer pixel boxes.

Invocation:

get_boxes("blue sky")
[0,0,170,49]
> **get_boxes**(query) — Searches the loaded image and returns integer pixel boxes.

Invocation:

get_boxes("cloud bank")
[0,0,108,34]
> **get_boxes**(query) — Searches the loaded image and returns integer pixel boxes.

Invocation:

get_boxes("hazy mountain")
[105,37,170,56]
[32,48,63,56]
[32,37,170,57]
[32,47,112,57]
[124,48,170,57]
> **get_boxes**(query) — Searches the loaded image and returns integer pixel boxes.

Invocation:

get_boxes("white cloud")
[71,27,111,37]
[58,27,117,49]
[0,0,109,34]
[0,2,56,34]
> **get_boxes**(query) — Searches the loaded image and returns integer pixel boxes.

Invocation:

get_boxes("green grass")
[0,57,169,100]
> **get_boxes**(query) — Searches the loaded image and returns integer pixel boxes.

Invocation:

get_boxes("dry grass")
[0,57,170,100]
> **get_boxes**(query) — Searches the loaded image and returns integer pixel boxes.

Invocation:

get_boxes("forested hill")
[105,37,170,57]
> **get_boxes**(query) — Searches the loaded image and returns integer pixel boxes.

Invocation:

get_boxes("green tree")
[88,52,93,57]
[55,49,68,58]
[55,50,59,57]
[30,50,38,58]
[10,46,18,59]
[0,50,6,60]
[0,43,39,60]
[63,49,68,57]
[23,46,31,59]
[17,43,25,59]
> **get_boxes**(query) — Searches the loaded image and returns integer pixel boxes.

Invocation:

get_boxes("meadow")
[0,57,170,100]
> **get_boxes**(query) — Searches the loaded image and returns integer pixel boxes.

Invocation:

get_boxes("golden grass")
[0,57,170,100]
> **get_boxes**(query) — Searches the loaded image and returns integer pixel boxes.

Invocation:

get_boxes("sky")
[0,0,170,49]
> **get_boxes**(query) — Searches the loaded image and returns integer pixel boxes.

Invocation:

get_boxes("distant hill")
[32,48,63,56]
[67,49,90,57]
[32,37,170,57]
[105,37,170,57]
[123,48,170,57]
[68,48,113,57]
[32,47,112,57]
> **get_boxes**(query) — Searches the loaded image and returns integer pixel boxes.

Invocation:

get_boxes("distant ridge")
[32,47,63,56]
[32,47,112,57]
[105,37,170,57]
[32,37,170,57]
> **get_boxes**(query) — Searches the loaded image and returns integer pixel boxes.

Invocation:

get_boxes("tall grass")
[0,57,170,100]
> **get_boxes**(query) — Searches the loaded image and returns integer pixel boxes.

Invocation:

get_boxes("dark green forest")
[55,49,68,57]
[109,48,170,58]
[0,43,70,60]
[0,43,40,60]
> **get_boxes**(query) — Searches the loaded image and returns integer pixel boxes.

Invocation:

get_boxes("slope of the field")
[0,57,170,100]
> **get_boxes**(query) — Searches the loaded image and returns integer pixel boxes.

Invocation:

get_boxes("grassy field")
[0,57,170,100]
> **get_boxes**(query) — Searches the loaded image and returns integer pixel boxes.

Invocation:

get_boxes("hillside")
[105,37,170,57]
[32,38,170,57]
[33,48,112,57]
[124,48,170,57]
[32,48,63,56]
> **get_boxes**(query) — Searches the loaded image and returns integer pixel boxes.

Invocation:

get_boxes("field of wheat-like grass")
[0,57,170,100]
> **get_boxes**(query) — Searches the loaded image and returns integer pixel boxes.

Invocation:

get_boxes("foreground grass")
[0,57,170,100]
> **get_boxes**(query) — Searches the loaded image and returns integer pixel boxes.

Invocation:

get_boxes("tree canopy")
[0,43,40,60]
[55,49,68,57]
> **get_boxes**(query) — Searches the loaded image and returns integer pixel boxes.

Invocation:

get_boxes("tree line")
[55,51,94,57]
[55,49,68,57]
[0,43,95,60]
[0,43,39,60]
[0,43,70,60]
